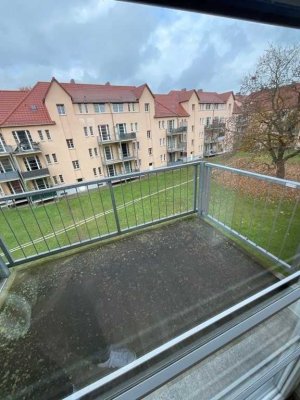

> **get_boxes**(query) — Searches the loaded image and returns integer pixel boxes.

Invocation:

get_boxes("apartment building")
[0,78,235,200]
[197,90,235,156]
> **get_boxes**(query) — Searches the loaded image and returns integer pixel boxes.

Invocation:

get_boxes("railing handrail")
[206,162,300,188]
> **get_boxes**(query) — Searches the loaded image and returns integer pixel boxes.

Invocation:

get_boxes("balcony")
[98,132,136,144]
[167,142,187,152]
[204,133,225,144]
[13,142,41,155]
[167,126,187,135]
[20,167,50,180]
[0,162,299,400]
[0,170,19,182]
[0,144,14,156]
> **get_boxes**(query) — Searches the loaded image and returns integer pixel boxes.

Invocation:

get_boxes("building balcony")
[13,142,41,155]
[167,142,187,152]
[167,126,188,135]
[0,144,14,156]
[204,122,226,135]
[20,167,50,180]
[204,134,225,144]
[0,170,20,182]
[98,132,136,144]
[0,162,299,400]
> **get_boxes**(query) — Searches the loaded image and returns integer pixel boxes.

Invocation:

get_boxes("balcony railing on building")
[98,131,136,144]
[102,151,137,165]
[20,167,50,180]
[0,170,20,182]
[167,141,187,152]
[0,144,14,156]
[13,142,41,154]
[167,125,188,135]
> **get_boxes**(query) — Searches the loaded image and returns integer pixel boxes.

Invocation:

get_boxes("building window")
[163,154,166,161]
[191,139,194,146]
[66,139,74,149]
[192,104,195,111]
[98,125,110,141]
[93,167,97,176]
[7,180,24,194]
[94,103,105,113]
[107,165,116,177]
[104,146,112,160]
[88,148,93,158]
[59,174,64,183]
[45,154,51,164]
[160,154,163,161]
[78,103,88,113]
[45,130,51,140]
[56,104,66,115]
[112,103,123,113]
[78,104,83,113]
[72,160,80,170]
[205,104,211,110]
[94,147,98,157]
[89,126,94,136]
[52,153,58,163]
[167,120,174,132]
[135,122,138,131]
[159,121,161,129]
[33,178,50,190]
[162,121,165,128]
[98,167,102,175]
[147,130,151,139]
[24,156,41,171]
[53,176,58,184]
[145,103,150,112]
[148,148,152,155]
[130,123,134,132]
[84,126,88,136]
[192,125,194,132]
[77,178,83,182]
[128,103,135,112]
[37,130,44,141]
[137,141,140,150]
[163,138,165,145]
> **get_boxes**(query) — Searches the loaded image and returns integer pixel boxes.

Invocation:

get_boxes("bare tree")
[233,44,300,178]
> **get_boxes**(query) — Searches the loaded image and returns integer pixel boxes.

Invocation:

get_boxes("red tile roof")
[197,91,225,104]
[154,93,190,118]
[60,82,149,103]
[0,82,54,127]
[0,90,28,124]
[218,91,234,102]
[168,89,198,102]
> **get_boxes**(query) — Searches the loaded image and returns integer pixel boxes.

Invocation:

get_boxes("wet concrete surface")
[0,216,277,399]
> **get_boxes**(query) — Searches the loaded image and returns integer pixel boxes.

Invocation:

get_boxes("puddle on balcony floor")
[0,216,277,399]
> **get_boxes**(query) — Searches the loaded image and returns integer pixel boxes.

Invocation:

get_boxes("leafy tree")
[234,45,300,178]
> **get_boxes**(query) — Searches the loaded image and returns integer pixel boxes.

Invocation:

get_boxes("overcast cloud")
[0,0,299,93]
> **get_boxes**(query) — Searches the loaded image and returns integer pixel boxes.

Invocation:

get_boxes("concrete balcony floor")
[0,216,276,399]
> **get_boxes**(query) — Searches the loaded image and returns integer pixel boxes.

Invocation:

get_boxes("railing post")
[0,237,12,277]
[193,164,198,212]
[198,162,210,217]
[108,180,121,234]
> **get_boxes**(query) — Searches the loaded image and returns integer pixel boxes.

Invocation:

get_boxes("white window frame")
[112,103,124,113]
[72,160,80,170]
[56,104,66,115]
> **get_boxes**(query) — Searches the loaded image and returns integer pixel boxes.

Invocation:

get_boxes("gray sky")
[0,0,299,93]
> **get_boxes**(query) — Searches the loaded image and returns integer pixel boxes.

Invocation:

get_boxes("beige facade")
[0,80,235,200]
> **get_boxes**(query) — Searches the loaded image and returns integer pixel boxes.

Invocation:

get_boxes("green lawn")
[0,163,298,267]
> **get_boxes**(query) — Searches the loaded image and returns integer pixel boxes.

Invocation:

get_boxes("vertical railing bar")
[108,180,121,233]
[256,185,271,247]
[210,168,217,218]
[222,171,232,226]
[247,195,258,242]
[163,170,168,217]
[64,191,82,242]
[129,178,138,226]
[237,178,247,236]
[278,196,299,260]
[41,200,61,248]
[120,179,130,229]
[229,173,240,230]
[54,195,72,245]
[147,173,154,222]
[217,169,225,221]
[0,237,14,266]
[266,191,284,251]
[172,169,175,215]
[155,172,161,220]
[13,204,40,255]
[193,164,198,212]
[86,185,102,238]
[0,207,28,259]
[26,200,53,253]
[75,186,92,240]
[138,176,146,224]
[98,185,111,234]
[186,165,189,212]
[179,166,182,214]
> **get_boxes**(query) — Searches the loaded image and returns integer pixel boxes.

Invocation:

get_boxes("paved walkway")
[0,216,276,399]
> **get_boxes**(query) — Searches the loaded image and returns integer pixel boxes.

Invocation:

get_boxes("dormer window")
[56,104,66,115]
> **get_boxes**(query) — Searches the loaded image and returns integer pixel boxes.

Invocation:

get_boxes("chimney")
[198,89,203,92]
[105,81,110,85]
[70,79,75,84]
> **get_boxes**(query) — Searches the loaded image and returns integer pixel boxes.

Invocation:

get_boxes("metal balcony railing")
[98,131,136,144]
[0,170,19,182]
[0,144,14,155]
[167,126,187,135]
[167,142,187,152]
[14,142,41,154]
[20,167,50,180]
